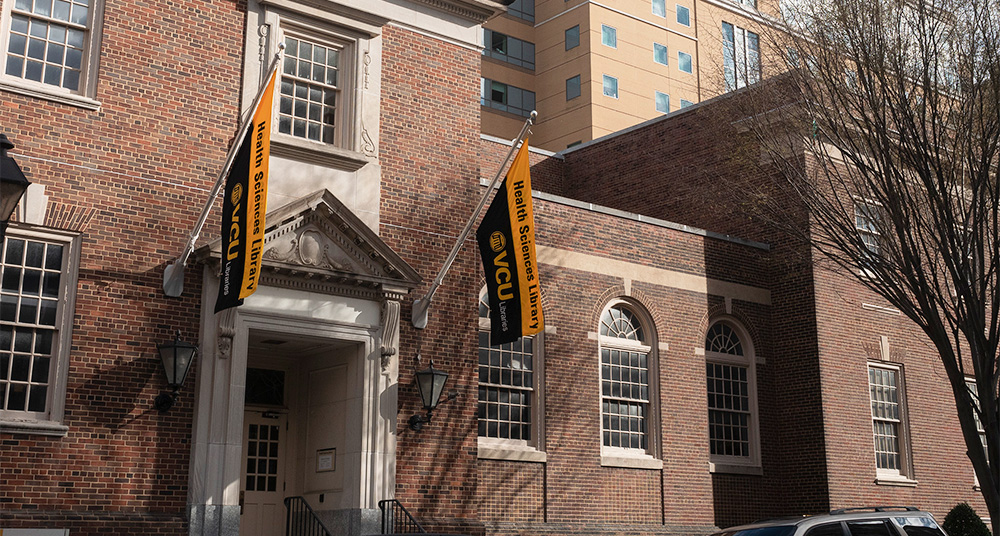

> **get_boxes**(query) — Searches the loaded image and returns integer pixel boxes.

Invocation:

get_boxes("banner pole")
[411,110,537,329]
[163,44,285,297]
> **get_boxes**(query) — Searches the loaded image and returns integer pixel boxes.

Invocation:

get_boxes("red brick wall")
[0,0,244,533]
[470,172,774,533]
[378,24,485,533]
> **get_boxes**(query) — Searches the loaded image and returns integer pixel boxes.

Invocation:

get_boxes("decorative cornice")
[410,0,507,22]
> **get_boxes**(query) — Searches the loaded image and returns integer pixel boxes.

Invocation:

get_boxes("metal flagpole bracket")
[410,110,537,329]
[163,43,285,297]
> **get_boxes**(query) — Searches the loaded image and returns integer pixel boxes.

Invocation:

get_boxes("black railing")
[285,496,333,536]
[378,499,426,534]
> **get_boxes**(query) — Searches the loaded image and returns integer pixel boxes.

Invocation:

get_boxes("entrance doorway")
[241,410,288,536]
[240,362,293,536]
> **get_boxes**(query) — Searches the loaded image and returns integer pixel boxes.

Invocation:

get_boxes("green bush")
[943,503,991,536]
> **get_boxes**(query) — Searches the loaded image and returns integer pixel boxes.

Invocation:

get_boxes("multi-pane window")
[652,0,666,17]
[722,22,761,91]
[855,202,881,261]
[3,0,98,94]
[655,91,669,113]
[566,75,581,100]
[678,51,693,73]
[506,0,535,23]
[676,5,691,25]
[601,25,617,48]
[1,231,76,426]
[869,364,910,476]
[478,295,539,444]
[483,29,535,70]
[278,36,343,145]
[654,43,668,66]
[565,25,580,50]
[968,379,987,486]
[706,321,759,467]
[967,380,987,453]
[600,303,653,452]
[602,74,618,98]
[481,77,536,118]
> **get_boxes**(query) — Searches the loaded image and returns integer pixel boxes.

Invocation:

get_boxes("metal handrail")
[378,499,427,534]
[285,496,333,536]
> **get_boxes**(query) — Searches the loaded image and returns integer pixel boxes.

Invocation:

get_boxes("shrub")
[943,503,991,536]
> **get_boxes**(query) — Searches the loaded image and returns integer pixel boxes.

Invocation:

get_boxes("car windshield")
[717,526,798,536]
[895,517,946,536]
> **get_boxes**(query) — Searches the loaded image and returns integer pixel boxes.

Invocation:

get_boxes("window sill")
[478,440,547,463]
[875,475,918,487]
[601,453,663,470]
[1,78,101,110]
[1,419,70,437]
[271,135,370,171]
[710,462,763,475]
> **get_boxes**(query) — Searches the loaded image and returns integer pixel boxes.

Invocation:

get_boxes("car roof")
[716,507,936,534]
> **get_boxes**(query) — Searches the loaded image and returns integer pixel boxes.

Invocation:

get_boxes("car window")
[847,520,896,536]
[895,517,947,536]
[807,523,846,536]
[717,526,798,536]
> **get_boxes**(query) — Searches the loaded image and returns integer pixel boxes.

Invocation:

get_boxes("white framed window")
[565,25,580,50]
[654,43,668,66]
[601,25,617,48]
[680,98,694,108]
[855,201,881,258]
[706,320,761,472]
[676,4,691,25]
[722,22,761,91]
[869,363,914,483]
[478,291,545,460]
[655,91,669,113]
[678,50,693,73]
[599,301,660,467]
[566,75,581,100]
[602,74,618,98]
[1,0,104,104]
[277,34,349,146]
[652,0,666,17]
[967,378,986,487]
[0,227,80,436]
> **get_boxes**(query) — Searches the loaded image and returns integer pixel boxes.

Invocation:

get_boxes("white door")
[240,411,288,536]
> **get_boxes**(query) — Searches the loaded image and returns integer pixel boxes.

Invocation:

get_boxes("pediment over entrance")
[198,189,421,301]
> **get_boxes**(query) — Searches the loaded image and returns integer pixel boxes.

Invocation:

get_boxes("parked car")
[714,507,948,536]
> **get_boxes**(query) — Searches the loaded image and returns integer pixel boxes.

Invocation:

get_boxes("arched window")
[599,301,657,456]
[477,290,543,453]
[705,319,760,471]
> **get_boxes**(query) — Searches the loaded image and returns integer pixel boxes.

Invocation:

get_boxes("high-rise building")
[481,0,775,150]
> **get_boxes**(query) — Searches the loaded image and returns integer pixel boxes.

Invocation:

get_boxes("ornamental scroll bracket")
[380,299,400,374]
[217,307,237,360]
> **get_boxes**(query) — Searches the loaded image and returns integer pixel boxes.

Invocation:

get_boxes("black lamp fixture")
[408,357,458,431]
[0,133,32,240]
[154,331,199,413]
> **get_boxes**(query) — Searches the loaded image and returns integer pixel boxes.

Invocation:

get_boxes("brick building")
[0,0,986,536]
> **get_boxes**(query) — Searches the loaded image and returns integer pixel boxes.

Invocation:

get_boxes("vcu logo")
[489,231,514,300]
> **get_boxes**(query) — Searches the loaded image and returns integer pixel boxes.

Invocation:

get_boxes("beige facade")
[482,0,783,151]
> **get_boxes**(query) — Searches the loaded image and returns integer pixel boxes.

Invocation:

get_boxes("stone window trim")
[0,0,105,108]
[702,317,762,473]
[598,299,661,466]
[868,361,917,486]
[246,5,380,171]
[477,287,547,460]
[0,225,81,437]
